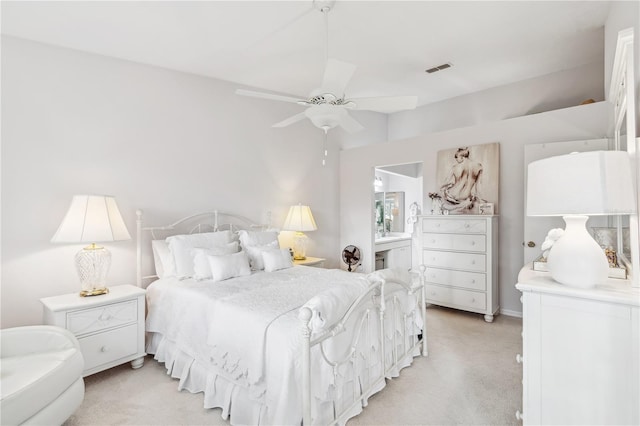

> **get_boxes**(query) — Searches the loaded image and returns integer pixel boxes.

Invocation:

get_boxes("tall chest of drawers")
[418,215,499,322]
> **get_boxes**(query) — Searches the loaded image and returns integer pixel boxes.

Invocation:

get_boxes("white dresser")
[41,285,146,377]
[417,215,498,322]
[516,266,640,425]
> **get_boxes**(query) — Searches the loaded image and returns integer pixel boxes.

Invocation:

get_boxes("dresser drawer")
[421,218,487,234]
[67,300,137,336]
[422,250,486,272]
[425,268,487,291]
[425,284,486,311]
[79,324,138,371]
[422,233,486,252]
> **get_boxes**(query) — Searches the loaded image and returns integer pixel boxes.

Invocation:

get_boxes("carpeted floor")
[65,306,522,425]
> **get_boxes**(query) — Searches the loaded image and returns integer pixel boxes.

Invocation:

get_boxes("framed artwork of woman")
[435,142,500,214]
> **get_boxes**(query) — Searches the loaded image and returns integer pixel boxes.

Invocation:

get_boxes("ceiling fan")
[235,1,418,134]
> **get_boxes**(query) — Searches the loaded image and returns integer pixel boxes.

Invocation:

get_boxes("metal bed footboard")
[298,265,428,425]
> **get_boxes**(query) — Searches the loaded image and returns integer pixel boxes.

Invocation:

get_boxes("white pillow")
[151,240,176,278]
[208,251,251,282]
[245,240,279,271]
[167,231,232,278]
[262,248,293,272]
[192,242,240,280]
[238,230,279,248]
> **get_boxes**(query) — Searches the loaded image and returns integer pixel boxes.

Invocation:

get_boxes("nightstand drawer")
[79,324,138,371]
[67,300,137,336]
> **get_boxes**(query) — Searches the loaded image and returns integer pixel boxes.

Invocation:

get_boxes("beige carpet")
[65,306,522,425]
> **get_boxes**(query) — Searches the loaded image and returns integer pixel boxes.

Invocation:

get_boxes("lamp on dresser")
[51,195,131,296]
[526,151,636,287]
[282,204,317,260]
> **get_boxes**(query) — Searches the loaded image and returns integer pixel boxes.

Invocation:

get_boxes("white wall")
[341,101,610,316]
[388,61,604,141]
[0,36,386,328]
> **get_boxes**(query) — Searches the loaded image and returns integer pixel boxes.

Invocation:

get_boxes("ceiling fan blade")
[272,112,308,128]
[236,89,303,104]
[350,96,418,113]
[338,112,365,134]
[321,59,357,97]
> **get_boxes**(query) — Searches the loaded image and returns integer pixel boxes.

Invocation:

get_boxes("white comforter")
[145,266,420,425]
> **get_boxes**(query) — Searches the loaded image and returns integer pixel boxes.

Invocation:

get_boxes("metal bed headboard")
[136,209,271,287]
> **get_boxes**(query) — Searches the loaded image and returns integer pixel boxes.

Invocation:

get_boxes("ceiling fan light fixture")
[305,104,346,130]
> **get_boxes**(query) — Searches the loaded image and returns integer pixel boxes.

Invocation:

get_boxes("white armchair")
[1,325,85,425]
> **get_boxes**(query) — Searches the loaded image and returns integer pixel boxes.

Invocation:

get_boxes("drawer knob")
[516,354,523,364]
[99,313,112,321]
[471,260,476,265]
[516,410,524,421]
[471,298,475,303]
[471,279,476,283]
[465,223,470,228]
[471,241,476,246]
[101,346,109,353]
[431,240,436,244]
[431,292,436,296]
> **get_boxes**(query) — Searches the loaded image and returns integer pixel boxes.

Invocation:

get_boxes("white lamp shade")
[282,204,318,232]
[51,195,131,243]
[527,151,636,217]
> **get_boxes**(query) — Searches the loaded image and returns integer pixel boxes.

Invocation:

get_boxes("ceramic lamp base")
[547,215,608,288]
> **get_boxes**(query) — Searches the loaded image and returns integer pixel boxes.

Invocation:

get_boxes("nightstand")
[293,256,326,268]
[40,284,146,377]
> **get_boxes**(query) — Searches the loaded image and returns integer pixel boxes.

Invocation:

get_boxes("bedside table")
[293,256,326,268]
[40,284,146,377]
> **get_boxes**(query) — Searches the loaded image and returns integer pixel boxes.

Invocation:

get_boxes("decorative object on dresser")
[418,215,498,322]
[282,204,318,260]
[51,195,131,296]
[526,151,636,288]
[434,142,500,215]
[515,265,639,425]
[40,285,146,377]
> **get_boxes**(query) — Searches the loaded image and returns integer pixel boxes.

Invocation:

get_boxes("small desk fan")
[342,245,361,272]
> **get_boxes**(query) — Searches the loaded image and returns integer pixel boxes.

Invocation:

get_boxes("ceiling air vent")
[425,63,453,74]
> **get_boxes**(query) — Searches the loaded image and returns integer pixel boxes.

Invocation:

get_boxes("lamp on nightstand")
[51,195,131,296]
[526,151,636,288]
[283,204,317,260]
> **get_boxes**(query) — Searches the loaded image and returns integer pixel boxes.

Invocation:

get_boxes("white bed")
[137,210,427,425]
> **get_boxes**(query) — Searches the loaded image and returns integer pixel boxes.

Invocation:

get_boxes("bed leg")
[299,307,313,425]
[419,265,428,356]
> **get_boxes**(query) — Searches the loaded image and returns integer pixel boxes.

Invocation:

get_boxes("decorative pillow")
[192,242,240,280]
[238,230,279,248]
[167,231,232,278]
[151,240,176,278]
[262,248,293,272]
[245,240,279,271]
[208,251,251,282]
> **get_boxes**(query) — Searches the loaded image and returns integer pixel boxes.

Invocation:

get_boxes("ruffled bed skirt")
[146,331,420,425]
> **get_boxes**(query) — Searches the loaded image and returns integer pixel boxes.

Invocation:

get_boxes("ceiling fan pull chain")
[322,128,328,166]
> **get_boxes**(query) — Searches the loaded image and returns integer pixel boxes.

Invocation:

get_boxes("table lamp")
[526,151,636,287]
[283,204,317,260]
[51,195,131,296]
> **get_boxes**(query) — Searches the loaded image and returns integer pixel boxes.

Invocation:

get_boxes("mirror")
[374,163,423,238]
[375,191,405,235]
[609,27,638,286]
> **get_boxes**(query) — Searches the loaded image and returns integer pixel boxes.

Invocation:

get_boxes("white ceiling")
[1,1,611,107]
